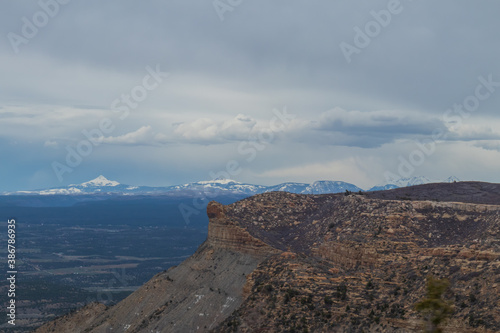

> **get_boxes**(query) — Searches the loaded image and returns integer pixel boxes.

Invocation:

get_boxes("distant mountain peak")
[304,180,362,194]
[443,176,460,183]
[197,178,240,185]
[380,176,432,188]
[368,176,460,192]
[79,175,120,187]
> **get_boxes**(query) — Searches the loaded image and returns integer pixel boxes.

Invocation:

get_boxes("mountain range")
[6,175,461,196]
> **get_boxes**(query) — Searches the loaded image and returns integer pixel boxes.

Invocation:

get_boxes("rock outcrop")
[207,201,280,256]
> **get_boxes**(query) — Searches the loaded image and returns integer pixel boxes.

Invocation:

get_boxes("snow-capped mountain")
[263,181,362,195]
[366,184,400,192]
[264,182,310,193]
[368,176,461,192]
[77,175,120,187]
[168,179,268,195]
[302,181,362,194]
[443,176,460,183]
[389,176,433,188]
[14,175,170,195]
[6,175,461,196]
[163,179,362,195]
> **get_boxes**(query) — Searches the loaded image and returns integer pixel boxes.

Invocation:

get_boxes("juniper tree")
[415,276,454,333]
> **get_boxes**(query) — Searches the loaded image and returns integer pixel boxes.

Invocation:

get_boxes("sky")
[1,0,500,191]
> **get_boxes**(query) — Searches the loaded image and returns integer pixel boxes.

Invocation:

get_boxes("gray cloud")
[474,140,500,152]
[101,126,169,146]
[312,108,447,146]
[1,0,500,190]
[173,114,258,144]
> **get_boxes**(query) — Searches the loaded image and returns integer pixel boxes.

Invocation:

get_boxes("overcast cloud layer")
[1,0,499,191]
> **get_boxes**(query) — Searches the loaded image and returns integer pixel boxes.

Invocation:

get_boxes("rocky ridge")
[35,182,500,332]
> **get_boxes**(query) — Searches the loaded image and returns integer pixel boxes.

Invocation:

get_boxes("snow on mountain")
[196,178,239,185]
[390,176,432,187]
[264,182,310,193]
[5,175,463,196]
[388,176,461,187]
[76,175,120,187]
[38,187,84,195]
[443,176,460,183]
[7,176,362,196]
[368,176,461,192]
[261,181,362,195]
[367,184,399,192]
[12,176,128,195]
[15,188,84,195]
[169,179,267,195]
[302,181,362,194]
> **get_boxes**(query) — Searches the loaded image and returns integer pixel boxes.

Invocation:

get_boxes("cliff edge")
[35,182,500,332]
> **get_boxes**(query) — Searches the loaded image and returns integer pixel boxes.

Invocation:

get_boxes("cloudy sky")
[1,0,499,191]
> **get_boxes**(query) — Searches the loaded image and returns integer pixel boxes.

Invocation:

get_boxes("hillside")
[366,181,500,205]
[35,182,500,332]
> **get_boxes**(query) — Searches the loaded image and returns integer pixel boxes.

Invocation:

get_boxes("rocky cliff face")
[206,201,280,256]
[35,182,500,333]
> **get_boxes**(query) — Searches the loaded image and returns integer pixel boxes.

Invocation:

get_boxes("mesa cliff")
[35,182,500,332]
